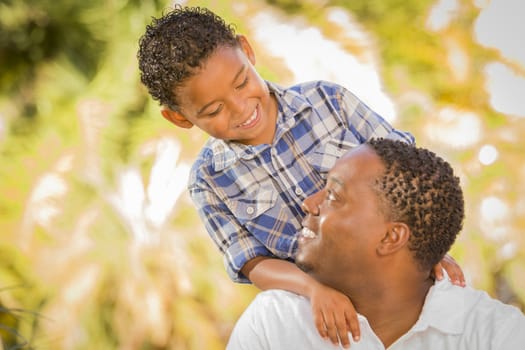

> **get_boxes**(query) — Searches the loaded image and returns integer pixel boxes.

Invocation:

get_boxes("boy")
[137,5,464,348]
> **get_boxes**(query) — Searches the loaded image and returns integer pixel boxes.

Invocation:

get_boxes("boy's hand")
[432,254,466,286]
[309,281,360,348]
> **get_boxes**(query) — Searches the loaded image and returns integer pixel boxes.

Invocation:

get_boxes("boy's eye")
[236,75,249,89]
[207,104,223,116]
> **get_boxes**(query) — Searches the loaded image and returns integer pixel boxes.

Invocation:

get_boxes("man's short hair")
[367,138,465,271]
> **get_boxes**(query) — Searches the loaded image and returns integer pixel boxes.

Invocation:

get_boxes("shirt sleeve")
[189,177,273,283]
[338,85,415,145]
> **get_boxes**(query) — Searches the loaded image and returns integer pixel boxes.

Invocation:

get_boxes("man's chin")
[295,255,313,274]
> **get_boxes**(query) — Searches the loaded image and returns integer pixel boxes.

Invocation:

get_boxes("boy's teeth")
[301,227,316,238]
[240,109,257,126]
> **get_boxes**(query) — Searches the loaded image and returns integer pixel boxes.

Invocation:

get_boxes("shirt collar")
[352,276,467,349]
[411,275,466,335]
[267,81,312,136]
[208,81,313,171]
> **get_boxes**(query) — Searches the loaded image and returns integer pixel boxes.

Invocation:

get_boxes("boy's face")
[161,36,278,146]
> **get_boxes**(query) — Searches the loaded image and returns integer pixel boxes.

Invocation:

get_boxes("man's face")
[295,145,389,287]
[171,37,278,146]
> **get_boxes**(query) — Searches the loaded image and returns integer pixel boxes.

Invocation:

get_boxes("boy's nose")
[301,190,323,216]
[229,94,246,117]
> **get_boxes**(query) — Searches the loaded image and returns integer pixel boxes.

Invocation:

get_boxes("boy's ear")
[160,107,193,129]
[376,222,410,256]
[236,35,256,65]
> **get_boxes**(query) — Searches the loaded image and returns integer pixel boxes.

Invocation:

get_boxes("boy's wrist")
[303,274,323,299]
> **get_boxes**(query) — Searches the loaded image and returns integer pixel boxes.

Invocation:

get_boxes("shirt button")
[295,187,303,195]
[246,206,255,215]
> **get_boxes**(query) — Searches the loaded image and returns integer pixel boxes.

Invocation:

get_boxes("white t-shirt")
[227,278,525,349]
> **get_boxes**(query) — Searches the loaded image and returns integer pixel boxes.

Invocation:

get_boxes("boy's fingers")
[314,314,327,339]
[323,313,339,345]
[441,255,466,286]
[334,314,350,348]
[433,262,444,280]
[449,266,459,284]
[453,266,465,286]
[450,268,466,286]
[346,311,360,342]
[459,269,466,286]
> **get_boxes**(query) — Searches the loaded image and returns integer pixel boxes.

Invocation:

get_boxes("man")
[227,138,525,349]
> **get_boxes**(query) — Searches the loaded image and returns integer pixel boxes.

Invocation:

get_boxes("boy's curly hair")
[367,138,465,272]
[137,5,238,110]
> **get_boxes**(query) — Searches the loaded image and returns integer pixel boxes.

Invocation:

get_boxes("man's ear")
[237,35,256,65]
[160,107,193,129]
[377,222,410,256]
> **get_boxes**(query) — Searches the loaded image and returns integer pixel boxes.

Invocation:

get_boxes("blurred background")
[0,0,524,348]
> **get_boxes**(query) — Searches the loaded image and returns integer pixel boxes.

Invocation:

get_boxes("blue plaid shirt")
[188,80,414,283]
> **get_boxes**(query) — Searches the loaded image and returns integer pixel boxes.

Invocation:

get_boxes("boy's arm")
[190,172,274,283]
[242,257,360,348]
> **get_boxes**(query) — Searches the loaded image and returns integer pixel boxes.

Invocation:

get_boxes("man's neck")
[349,276,434,348]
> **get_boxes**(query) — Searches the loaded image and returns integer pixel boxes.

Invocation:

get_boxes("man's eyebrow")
[327,176,344,188]
[196,64,246,116]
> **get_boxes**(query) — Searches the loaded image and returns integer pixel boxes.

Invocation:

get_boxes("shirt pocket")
[308,129,362,178]
[229,186,278,224]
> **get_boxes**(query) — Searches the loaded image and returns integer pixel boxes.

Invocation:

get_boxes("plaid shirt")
[188,80,414,283]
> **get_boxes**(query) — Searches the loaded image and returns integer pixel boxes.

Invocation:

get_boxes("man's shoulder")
[254,289,308,306]
[247,290,310,317]
[426,279,525,338]
[453,284,523,316]
[456,285,525,346]
[463,285,525,323]
[228,290,321,349]
[244,290,317,336]
[431,279,523,318]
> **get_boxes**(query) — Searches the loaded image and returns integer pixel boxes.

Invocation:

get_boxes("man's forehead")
[330,145,383,183]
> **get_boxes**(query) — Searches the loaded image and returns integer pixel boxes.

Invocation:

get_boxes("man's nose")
[302,190,323,216]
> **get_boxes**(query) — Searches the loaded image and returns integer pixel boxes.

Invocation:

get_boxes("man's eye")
[326,190,336,201]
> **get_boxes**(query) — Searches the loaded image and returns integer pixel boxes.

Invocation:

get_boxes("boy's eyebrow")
[231,64,246,84]
[196,64,246,116]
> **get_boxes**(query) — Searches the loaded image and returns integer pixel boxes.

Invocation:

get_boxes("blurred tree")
[1,0,253,348]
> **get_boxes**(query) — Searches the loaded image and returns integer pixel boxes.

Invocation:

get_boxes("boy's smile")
[237,106,260,129]
[162,35,278,146]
